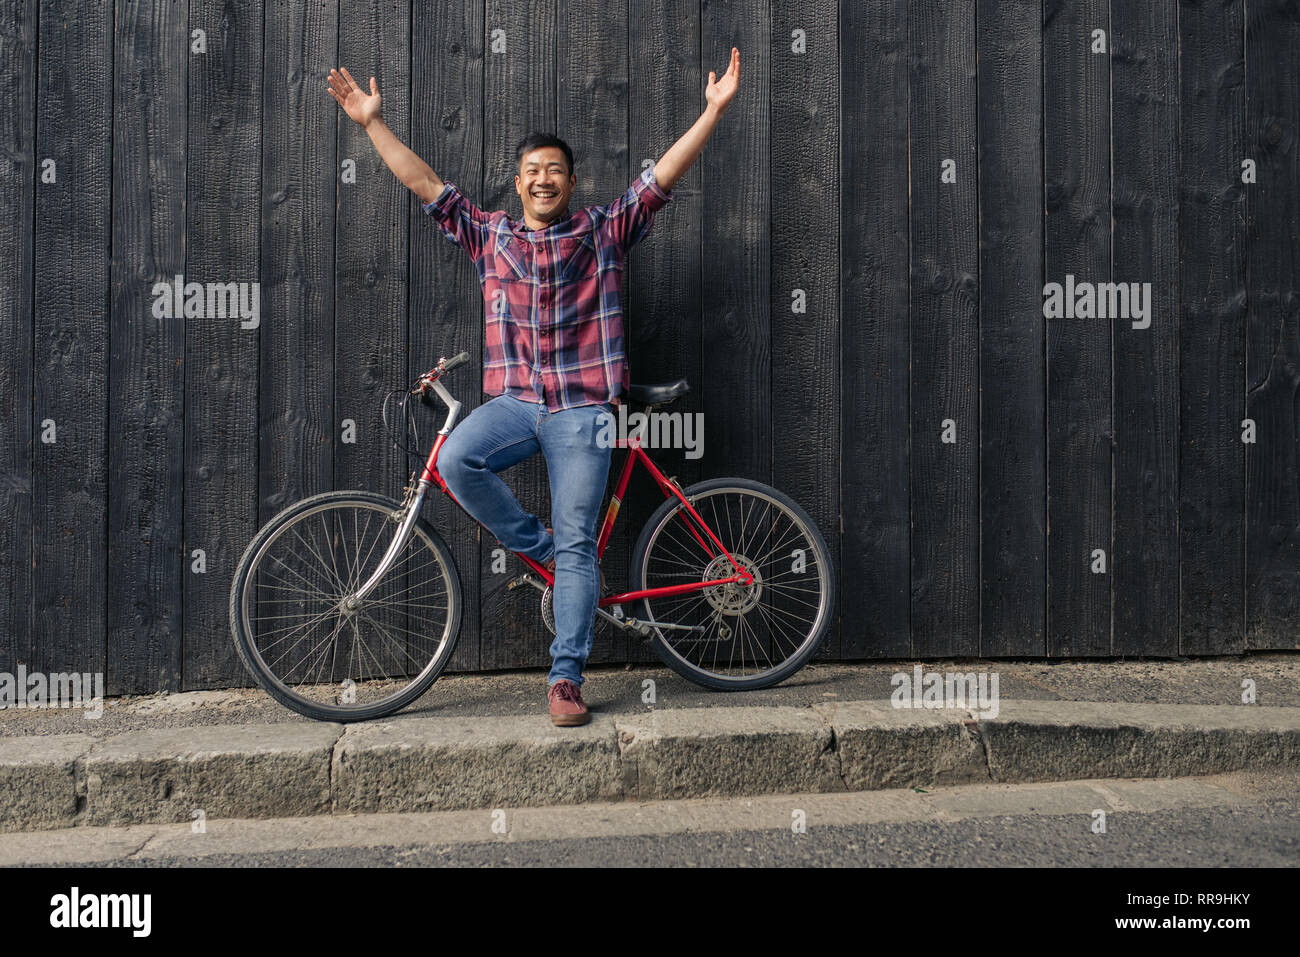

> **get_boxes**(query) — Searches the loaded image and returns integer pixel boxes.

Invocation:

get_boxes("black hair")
[515,132,574,175]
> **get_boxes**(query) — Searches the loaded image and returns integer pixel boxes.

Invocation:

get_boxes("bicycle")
[229,351,836,722]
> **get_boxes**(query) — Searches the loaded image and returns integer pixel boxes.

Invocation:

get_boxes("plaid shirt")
[422,166,673,412]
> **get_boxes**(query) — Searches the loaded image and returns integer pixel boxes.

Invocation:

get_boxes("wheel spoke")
[636,487,829,685]
[235,499,458,715]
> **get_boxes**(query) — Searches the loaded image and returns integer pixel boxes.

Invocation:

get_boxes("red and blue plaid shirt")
[422,166,673,412]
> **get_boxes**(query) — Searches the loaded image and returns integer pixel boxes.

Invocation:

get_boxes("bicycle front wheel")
[629,478,835,690]
[229,490,462,722]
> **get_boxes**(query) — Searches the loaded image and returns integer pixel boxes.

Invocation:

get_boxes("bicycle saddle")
[626,378,691,406]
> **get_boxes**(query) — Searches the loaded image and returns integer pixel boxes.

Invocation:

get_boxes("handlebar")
[412,351,472,398]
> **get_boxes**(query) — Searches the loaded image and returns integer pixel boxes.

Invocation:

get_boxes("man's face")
[515,146,575,225]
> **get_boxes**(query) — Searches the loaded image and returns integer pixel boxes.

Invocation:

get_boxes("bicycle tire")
[229,489,463,722]
[628,477,836,690]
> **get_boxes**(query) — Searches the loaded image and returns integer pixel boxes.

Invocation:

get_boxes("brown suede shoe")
[548,679,590,726]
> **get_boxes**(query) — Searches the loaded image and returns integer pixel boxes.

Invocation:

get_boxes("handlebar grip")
[443,351,471,372]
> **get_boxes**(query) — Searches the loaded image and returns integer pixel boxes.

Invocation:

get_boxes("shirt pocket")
[558,233,599,282]
[492,232,531,280]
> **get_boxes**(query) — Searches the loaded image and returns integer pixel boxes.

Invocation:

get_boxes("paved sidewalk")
[0,656,1297,832]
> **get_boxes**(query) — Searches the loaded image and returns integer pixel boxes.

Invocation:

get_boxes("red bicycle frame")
[414,390,752,610]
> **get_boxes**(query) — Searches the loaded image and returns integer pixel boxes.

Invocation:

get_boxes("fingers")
[327,68,353,99]
[708,70,716,85]
[339,65,361,91]
[370,76,379,95]
[728,47,740,79]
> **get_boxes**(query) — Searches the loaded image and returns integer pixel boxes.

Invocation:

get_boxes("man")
[326,48,740,726]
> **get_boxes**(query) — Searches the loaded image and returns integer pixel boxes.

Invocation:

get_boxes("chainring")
[541,582,617,637]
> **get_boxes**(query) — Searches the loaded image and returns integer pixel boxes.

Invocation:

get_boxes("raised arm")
[327,67,444,205]
[653,47,741,192]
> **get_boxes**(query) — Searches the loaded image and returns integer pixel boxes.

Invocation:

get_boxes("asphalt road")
[13,769,1293,868]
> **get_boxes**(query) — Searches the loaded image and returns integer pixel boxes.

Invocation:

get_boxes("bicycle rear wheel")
[629,477,835,690]
[229,490,462,721]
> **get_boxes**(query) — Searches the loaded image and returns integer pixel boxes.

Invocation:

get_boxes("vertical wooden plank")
[558,0,629,668]
[1245,0,1300,650]
[255,0,336,689]
[1179,0,1246,655]
[627,0,703,666]
[694,0,770,666]
[1044,0,1112,657]
[334,0,410,674]
[1111,0,1179,656]
[107,0,188,693]
[770,0,838,659]
[410,0,484,674]
[478,0,556,671]
[335,0,408,502]
[908,0,979,657]
[701,0,769,486]
[183,0,263,688]
[839,0,909,659]
[977,0,1045,657]
[32,0,113,680]
[259,3,336,524]
[0,0,38,677]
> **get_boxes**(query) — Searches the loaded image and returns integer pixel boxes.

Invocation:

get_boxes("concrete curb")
[1,700,1297,832]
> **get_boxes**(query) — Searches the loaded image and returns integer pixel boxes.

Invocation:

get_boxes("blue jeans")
[438,394,614,687]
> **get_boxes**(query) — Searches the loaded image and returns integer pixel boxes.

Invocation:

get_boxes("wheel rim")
[638,488,830,683]
[239,500,455,712]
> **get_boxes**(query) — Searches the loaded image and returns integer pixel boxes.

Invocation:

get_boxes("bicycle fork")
[342,478,431,612]
[344,371,462,612]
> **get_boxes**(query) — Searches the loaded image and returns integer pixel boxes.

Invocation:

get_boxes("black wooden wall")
[1,0,1297,694]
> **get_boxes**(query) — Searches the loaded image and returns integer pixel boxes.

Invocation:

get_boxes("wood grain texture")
[335,0,409,503]
[107,0,188,693]
[839,0,909,659]
[908,0,979,657]
[259,0,336,523]
[410,0,484,674]
[1111,0,1179,656]
[0,0,38,677]
[1178,0,1246,655]
[626,0,703,665]
[701,0,770,486]
[183,0,263,688]
[771,0,839,659]
[1245,0,1300,650]
[254,0,338,688]
[1044,0,1112,657]
[977,0,1045,657]
[10,4,1300,691]
[334,0,411,675]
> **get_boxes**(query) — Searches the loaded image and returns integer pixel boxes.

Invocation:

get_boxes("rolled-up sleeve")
[602,166,674,253]
[422,182,489,260]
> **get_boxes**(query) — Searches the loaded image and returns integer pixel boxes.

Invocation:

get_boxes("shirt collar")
[512,208,574,236]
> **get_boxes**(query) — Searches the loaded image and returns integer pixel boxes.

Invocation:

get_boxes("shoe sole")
[550,712,591,727]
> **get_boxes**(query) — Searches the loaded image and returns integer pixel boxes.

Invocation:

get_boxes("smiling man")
[327,48,740,725]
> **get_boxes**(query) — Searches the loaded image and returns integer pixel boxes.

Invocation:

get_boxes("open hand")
[705,47,741,112]
[327,66,382,127]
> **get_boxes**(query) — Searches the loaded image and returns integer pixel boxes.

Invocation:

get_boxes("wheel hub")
[702,553,762,615]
